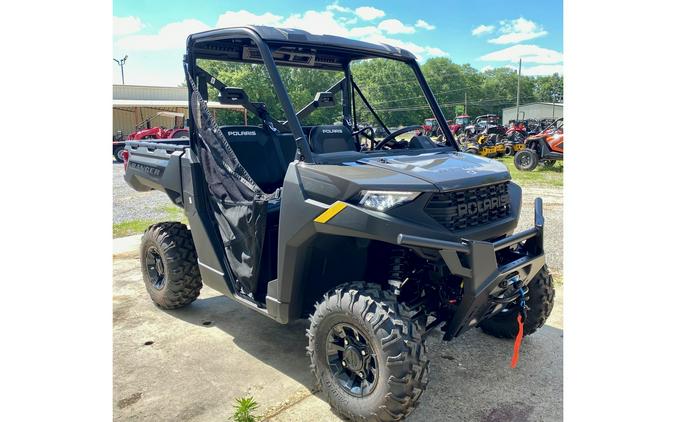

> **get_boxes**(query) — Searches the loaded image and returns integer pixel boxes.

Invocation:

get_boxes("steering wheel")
[374,125,424,150]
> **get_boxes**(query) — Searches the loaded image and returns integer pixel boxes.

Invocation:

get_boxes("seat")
[308,125,357,154]
[220,125,285,194]
[277,133,297,166]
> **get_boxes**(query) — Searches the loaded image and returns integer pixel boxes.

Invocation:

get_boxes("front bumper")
[397,198,546,340]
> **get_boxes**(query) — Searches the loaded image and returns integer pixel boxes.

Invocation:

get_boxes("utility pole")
[551,92,559,119]
[464,91,468,115]
[515,58,522,122]
[114,55,128,85]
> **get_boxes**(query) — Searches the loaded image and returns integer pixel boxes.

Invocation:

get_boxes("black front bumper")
[397,198,546,340]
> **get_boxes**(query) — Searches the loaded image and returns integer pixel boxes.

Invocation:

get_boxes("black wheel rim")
[325,323,379,397]
[145,247,166,289]
[519,153,531,167]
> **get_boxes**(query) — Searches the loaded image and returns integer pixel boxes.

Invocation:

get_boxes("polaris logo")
[322,129,343,134]
[447,194,510,218]
[227,130,257,136]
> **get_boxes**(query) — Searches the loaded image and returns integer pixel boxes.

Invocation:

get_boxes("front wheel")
[541,159,557,168]
[514,149,539,171]
[308,282,429,422]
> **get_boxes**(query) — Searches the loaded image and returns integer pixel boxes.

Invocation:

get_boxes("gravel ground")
[113,161,563,275]
[112,161,178,224]
[518,186,563,276]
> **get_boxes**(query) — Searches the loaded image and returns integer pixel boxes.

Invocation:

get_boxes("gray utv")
[123,26,554,421]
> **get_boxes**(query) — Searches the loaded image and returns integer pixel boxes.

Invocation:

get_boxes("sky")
[112,0,563,86]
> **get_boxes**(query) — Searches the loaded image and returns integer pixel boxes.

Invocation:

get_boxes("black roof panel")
[187,25,416,61]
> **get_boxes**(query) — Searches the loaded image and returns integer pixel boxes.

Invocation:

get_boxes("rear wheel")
[140,222,202,309]
[541,159,557,168]
[514,149,539,171]
[171,129,189,138]
[114,146,125,163]
[308,282,428,422]
[504,145,513,156]
[480,266,555,338]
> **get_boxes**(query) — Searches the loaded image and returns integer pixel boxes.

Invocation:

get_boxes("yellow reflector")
[314,201,348,223]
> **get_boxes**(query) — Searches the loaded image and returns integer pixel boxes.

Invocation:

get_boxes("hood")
[358,151,511,191]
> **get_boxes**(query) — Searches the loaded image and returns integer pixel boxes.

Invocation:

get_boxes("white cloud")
[378,19,415,34]
[354,6,385,20]
[113,16,143,36]
[521,64,563,76]
[488,17,547,44]
[113,6,448,75]
[115,19,210,51]
[326,2,351,13]
[363,33,447,59]
[283,10,351,37]
[472,24,495,36]
[348,26,380,37]
[480,44,563,64]
[415,19,435,30]
[216,10,283,27]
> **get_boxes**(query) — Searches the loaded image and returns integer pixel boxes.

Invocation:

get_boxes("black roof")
[187,25,417,63]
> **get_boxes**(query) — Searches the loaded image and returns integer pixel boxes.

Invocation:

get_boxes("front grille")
[425,182,511,231]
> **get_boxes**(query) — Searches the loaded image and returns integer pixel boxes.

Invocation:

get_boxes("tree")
[192,57,563,127]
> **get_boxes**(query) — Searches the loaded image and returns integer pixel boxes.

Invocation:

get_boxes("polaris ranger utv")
[123,26,554,421]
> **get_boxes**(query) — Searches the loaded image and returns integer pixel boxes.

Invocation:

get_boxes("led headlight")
[357,191,420,211]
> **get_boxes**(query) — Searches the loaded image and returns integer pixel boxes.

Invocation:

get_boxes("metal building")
[502,102,563,123]
[112,85,246,137]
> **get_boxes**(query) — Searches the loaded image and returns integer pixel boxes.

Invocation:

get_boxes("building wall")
[502,103,563,122]
[113,85,187,101]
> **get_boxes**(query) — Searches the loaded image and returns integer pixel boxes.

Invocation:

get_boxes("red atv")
[449,114,470,135]
[127,111,189,140]
[421,117,452,137]
[113,112,189,162]
[514,118,564,171]
[503,121,528,155]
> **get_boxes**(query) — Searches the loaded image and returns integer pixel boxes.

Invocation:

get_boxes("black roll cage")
[184,26,459,164]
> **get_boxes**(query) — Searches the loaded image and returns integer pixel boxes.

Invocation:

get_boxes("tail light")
[122,150,130,171]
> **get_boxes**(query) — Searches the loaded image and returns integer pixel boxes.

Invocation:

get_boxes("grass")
[497,157,563,188]
[112,204,188,239]
[113,219,157,238]
[230,396,260,422]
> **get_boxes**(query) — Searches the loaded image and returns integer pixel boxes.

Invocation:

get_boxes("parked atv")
[503,122,528,156]
[462,114,503,137]
[127,111,189,140]
[113,112,189,162]
[123,26,554,421]
[514,118,564,171]
[449,114,471,135]
[464,124,506,158]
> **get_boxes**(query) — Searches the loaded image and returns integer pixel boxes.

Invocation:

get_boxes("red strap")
[510,313,524,368]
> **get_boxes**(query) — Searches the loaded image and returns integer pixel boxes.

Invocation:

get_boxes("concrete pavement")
[113,235,562,422]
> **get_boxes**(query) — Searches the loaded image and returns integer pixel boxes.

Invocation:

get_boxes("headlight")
[356,191,420,211]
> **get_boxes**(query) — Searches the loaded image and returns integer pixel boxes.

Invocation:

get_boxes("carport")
[112,84,247,137]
